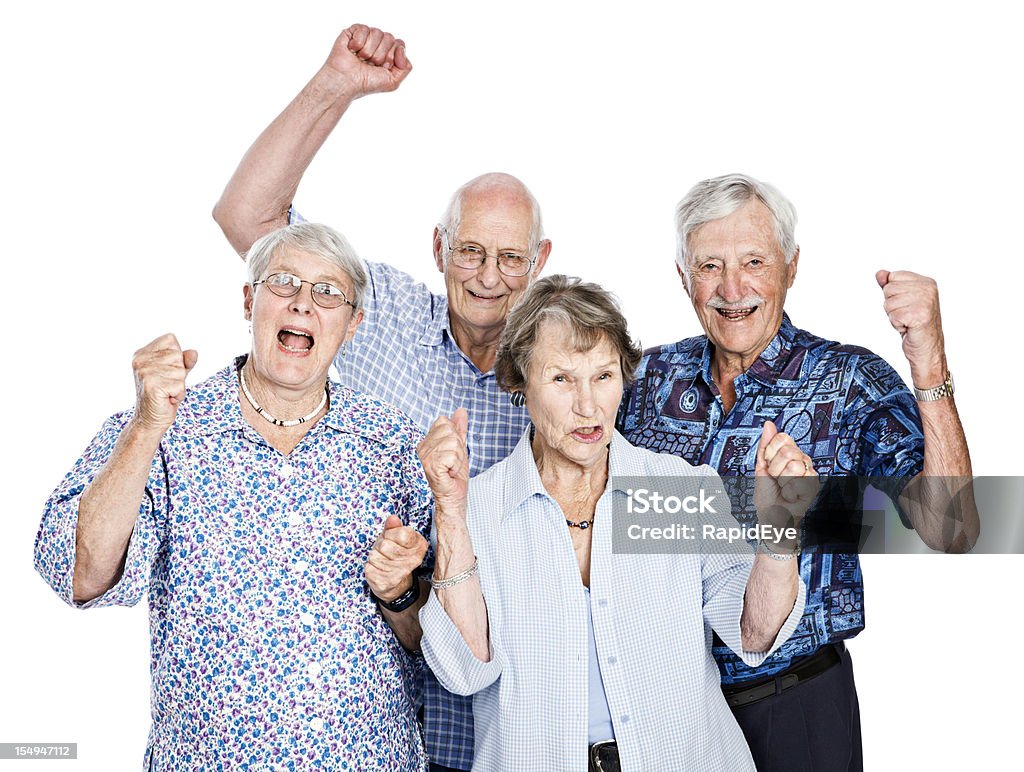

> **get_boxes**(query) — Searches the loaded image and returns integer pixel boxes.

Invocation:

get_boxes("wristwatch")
[913,371,954,402]
[371,578,421,613]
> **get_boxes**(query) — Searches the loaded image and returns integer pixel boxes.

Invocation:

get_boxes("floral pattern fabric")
[34,358,432,771]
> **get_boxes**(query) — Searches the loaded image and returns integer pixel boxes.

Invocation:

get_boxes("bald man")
[213,24,550,772]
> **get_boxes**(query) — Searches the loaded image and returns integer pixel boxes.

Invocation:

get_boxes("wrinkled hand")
[323,23,412,98]
[365,515,428,603]
[417,408,470,517]
[876,269,947,387]
[754,421,817,549]
[131,333,198,433]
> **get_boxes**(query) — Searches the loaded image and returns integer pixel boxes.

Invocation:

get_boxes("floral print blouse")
[34,358,432,771]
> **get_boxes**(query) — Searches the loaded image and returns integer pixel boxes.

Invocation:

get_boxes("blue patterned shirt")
[619,314,924,684]
[35,360,432,770]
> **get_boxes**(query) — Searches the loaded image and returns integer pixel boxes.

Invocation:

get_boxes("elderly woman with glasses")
[34,223,432,771]
[416,275,812,771]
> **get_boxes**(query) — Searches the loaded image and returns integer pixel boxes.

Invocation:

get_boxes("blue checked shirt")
[289,209,530,768]
[420,429,805,771]
[619,313,925,685]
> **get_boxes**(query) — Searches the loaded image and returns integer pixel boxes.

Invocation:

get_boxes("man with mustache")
[619,173,976,772]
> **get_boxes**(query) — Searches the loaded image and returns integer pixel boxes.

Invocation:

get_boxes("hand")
[754,420,818,550]
[365,514,429,603]
[323,24,412,98]
[417,408,470,517]
[131,334,197,434]
[876,269,947,387]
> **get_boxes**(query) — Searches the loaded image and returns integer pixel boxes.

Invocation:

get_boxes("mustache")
[706,295,766,310]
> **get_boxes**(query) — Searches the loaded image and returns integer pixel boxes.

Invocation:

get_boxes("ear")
[432,226,445,274]
[786,247,800,288]
[344,309,364,343]
[676,263,691,298]
[531,239,552,277]
[243,283,254,321]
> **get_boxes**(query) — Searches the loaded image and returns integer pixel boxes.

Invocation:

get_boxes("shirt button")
[310,716,324,732]
[307,662,322,677]
[280,464,293,479]
[608,656,618,665]
[295,560,309,573]
[289,512,303,527]
[597,599,608,608]
[620,714,631,724]
[299,612,315,627]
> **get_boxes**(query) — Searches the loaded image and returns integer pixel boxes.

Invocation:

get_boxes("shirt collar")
[417,294,450,347]
[699,312,799,388]
[173,356,395,443]
[500,427,642,524]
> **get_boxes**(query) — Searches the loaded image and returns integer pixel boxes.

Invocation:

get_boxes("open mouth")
[277,328,314,353]
[572,426,604,443]
[715,306,757,321]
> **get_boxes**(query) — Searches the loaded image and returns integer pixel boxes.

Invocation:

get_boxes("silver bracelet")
[430,558,479,590]
[758,539,799,561]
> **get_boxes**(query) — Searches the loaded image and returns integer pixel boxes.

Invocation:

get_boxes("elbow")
[211,199,251,258]
[740,622,779,654]
[928,525,980,554]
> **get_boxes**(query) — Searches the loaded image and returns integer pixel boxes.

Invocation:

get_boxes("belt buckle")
[589,739,617,772]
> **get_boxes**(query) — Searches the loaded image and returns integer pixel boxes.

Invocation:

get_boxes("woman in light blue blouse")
[35,223,431,771]
[418,275,813,771]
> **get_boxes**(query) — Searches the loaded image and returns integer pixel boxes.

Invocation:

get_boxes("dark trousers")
[429,765,466,772]
[729,644,863,772]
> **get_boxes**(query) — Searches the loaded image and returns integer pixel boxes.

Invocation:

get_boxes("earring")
[338,342,347,359]
[509,390,526,407]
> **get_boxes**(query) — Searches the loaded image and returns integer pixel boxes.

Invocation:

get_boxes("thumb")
[756,420,778,475]
[183,349,199,373]
[875,269,890,289]
[452,407,469,444]
[384,514,404,530]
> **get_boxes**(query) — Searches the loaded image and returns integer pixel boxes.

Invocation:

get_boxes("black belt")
[722,641,844,709]
[589,739,620,772]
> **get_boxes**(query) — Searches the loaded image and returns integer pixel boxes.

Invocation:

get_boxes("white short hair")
[675,173,798,271]
[246,223,368,312]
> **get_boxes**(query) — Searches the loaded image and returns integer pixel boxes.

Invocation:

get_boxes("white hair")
[675,173,798,272]
[438,172,545,252]
[245,223,368,312]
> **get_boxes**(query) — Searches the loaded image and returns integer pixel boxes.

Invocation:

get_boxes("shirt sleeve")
[33,411,169,609]
[419,589,502,697]
[697,472,806,666]
[841,355,926,527]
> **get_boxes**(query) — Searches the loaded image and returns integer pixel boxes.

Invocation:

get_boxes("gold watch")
[913,371,954,402]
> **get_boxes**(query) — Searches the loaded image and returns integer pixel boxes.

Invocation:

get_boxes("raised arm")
[212,24,412,255]
[877,270,979,552]
[73,334,196,602]
[417,409,490,662]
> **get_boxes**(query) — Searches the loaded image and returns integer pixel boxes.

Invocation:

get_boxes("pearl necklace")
[238,365,328,427]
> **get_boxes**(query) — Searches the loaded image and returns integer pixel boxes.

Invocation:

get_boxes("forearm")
[213,67,360,255]
[899,395,978,551]
[73,420,163,602]
[740,553,799,652]
[433,511,490,662]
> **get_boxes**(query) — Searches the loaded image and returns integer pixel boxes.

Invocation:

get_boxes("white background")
[2,1,1020,769]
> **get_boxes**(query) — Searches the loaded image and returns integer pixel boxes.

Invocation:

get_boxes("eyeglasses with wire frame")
[252,272,356,310]
[443,232,538,277]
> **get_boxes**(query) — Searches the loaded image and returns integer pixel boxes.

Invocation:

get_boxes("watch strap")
[371,577,421,612]
[913,371,954,402]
